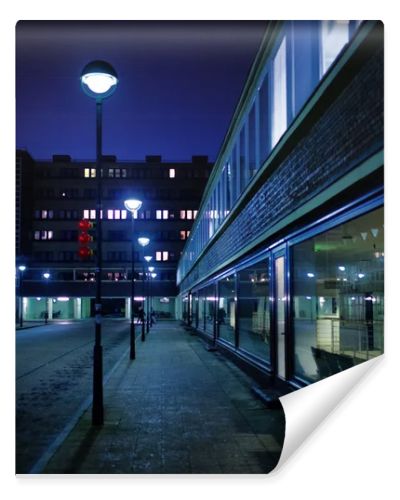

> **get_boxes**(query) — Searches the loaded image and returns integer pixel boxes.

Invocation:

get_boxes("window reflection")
[217,275,236,345]
[292,207,384,382]
[238,261,271,362]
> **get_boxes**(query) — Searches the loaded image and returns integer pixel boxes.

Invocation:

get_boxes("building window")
[320,20,349,76]
[169,168,175,178]
[83,209,89,219]
[292,207,384,384]
[156,251,162,261]
[121,210,127,219]
[84,168,96,178]
[217,274,236,345]
[41,210,48,219]
[180,210,186,219]
[114,210,121,220]
[163,210,169,220]
[108,168,114,178]
[90,209,96,220]
[271,36,287,148]
[162,251,169,261]
[107,210,114,220]
[238,260,270,362]
[156,210,162,220]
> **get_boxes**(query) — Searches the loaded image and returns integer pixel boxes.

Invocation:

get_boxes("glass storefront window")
[238,260,271,362]
[204,283,216,336]
[217,274,236,345]
[292,207,384,383]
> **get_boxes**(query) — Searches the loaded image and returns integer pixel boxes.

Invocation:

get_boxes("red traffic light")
[78,219,93,231]
[78,232,93,245]
[78,247,93,259]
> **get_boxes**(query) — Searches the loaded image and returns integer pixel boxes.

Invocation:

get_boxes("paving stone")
[44,321,285,474]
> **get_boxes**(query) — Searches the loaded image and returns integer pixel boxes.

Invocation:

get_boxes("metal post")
[19,270,23,328]
[141,258,146,342]
[130,215,136,359]
[92,98,104,426]
[146,271,150,333]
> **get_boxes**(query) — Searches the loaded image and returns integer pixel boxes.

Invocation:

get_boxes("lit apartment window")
[156,251,162,261]
[193,211,198,219]
[34,231,40,240]
[121,210,127,220]
[108,168,114,178]
[83,209,89,219]
[169,168,175,178]
[156,210,162,220]
[41,210,48,219]
[187,210,193,220]
[163,210,169,220]
[115,168,120,178]
[90,209,96,220]
[180,210,186,219]
[114,210,121,220]
[84,168,96,178]
[163,251,169,261]
[121,169,127,178]
[107,209,114,220]
[180,230,186,240]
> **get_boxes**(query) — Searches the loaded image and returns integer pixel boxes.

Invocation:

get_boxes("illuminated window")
[321,21,349,75]
[107,210,114,220]
[163,251,169,261]
[156,251,162,261]
[90,209,96,220]
[156,210,162,219]
[84,168,96,178]
[163,210,169,220]
[41,210,48,219]
[180,210,186,219]
[193,211,198,219]
[169,168,175,178]
[121,210,127,220]
[271,37,287,148]
[180,230,186,240]
[114,210,121,220]
[108,168,114,178]
[187,210,193,220]
[115,169,120,178]
[83,209,89,219]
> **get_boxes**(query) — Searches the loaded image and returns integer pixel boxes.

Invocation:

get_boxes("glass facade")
[177,21,361,284]
[238,260,271,361]
[292,208,384,383]
[217,274,236,345]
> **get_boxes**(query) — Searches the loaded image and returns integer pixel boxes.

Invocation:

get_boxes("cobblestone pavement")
[44,321,285,474]
[16,319,133,473]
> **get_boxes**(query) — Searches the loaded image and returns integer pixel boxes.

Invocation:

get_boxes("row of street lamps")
[19,60,157,426]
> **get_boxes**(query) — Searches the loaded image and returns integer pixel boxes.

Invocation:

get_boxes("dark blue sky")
[16,21,266,162]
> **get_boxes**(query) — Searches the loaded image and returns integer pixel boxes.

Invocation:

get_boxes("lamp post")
[18,265,26,327]
[81,60,118,426]
[137,237,150,341]
[144,256,152,332]
[43,272,50,324]
[150,271,157,325]
[124,199,143,359]
[148,267,155,327]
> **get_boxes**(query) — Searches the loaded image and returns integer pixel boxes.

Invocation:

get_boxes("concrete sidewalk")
[44,321,285,474]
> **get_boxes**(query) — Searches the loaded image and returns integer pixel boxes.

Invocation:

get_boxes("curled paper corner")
[272,355,384,473]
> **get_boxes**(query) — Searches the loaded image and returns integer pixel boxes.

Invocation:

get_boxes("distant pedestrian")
[151,309,156,325]
[138,307,145,324]
[44,311,49,324]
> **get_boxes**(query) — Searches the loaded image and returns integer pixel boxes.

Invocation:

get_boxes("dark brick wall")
[180,36,383,293]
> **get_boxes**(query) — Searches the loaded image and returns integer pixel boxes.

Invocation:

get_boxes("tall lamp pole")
[144,256,152,333]
[43,272,50,324]
[124,199,143,359]
[81,60,118,426]
[18,265,26,327]
[138,237,150,341]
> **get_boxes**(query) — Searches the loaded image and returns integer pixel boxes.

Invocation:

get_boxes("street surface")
[16,319,133,473]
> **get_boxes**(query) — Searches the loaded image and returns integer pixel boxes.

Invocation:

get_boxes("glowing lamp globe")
[81,60,118,99]
[138,237,150,247]
[124,199,142,213]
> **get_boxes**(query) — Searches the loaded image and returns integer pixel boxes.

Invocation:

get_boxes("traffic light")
[78,219,94,260]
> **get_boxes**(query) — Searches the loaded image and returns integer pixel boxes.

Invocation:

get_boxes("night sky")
[16,21,267,162]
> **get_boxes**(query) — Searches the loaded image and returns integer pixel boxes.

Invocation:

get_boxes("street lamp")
[148,267,155,328]
[144,256,152,332]
[43,272,50,324]
[81,60,118,426]
[138,237,150,341]
[18,265,26,328]
[150,272,157,325]
[124,198,142,359]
